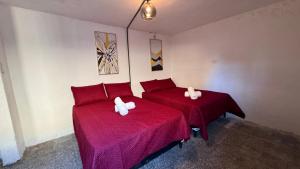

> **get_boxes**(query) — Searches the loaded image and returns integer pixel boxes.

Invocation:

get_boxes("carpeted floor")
[1,118,300,169]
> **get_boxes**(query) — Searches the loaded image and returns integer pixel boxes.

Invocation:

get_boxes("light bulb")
[141,1,156,21]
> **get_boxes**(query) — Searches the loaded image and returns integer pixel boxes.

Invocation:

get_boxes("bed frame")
[132,140,184,169]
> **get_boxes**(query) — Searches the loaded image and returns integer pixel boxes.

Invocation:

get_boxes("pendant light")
[141,0,157,21]
[126,0,157,84]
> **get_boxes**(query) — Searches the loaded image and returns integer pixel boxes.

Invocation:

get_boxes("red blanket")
[73,96,190,169]
[142,87,245,140]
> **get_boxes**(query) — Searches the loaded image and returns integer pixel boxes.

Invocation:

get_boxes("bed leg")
[179,142,183,149]
[223,112,227,118]
[192,128,200,137]
[179,140,184,149]
[193,130,197,137]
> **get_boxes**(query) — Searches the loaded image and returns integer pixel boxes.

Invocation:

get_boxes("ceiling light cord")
[126,0,156,85]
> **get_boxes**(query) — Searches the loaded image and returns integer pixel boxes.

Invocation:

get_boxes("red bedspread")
[142,87,245,140]
[72,96,190,169]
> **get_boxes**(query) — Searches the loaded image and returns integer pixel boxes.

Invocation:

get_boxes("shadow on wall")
[171,54,216,90]
[0,3,31,160]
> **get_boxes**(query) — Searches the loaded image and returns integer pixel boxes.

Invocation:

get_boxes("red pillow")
[156,78,176,90]
[104,82,133,100]
[71,83,107,106]
[140,79,160,92]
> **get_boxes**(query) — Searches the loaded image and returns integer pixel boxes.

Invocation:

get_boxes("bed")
[141,79,246,141]
[71,83,190,169]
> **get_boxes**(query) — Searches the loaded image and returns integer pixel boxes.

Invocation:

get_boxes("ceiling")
[0,0,283,35]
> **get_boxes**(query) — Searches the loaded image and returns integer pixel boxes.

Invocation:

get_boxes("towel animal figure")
[114,102,136,112]
[114,97,128,116]
[114,97,136,116]
[184,87,202,100]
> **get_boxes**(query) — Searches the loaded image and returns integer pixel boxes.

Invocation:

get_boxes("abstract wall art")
[94,31,119,75]
[150,39,163,71]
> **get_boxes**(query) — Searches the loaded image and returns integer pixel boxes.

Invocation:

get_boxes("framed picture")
[94,31,119,75]
[150,39,163,71]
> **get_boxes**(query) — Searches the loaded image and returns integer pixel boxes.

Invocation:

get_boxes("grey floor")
[2,118,300,169]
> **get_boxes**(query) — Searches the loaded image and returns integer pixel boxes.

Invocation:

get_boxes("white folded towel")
[188,87,198,100]
[114,97,128,116]
[184,87,202,100]
[125,102,136,109]
[195,91,202,97]
[115,102,136,112]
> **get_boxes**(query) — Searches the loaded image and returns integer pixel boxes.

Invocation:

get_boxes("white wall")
[170,0,300,135]
[0,32,24,165]
[0,5,171,146]
[129,30,172,97]
[0,72,21,165]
